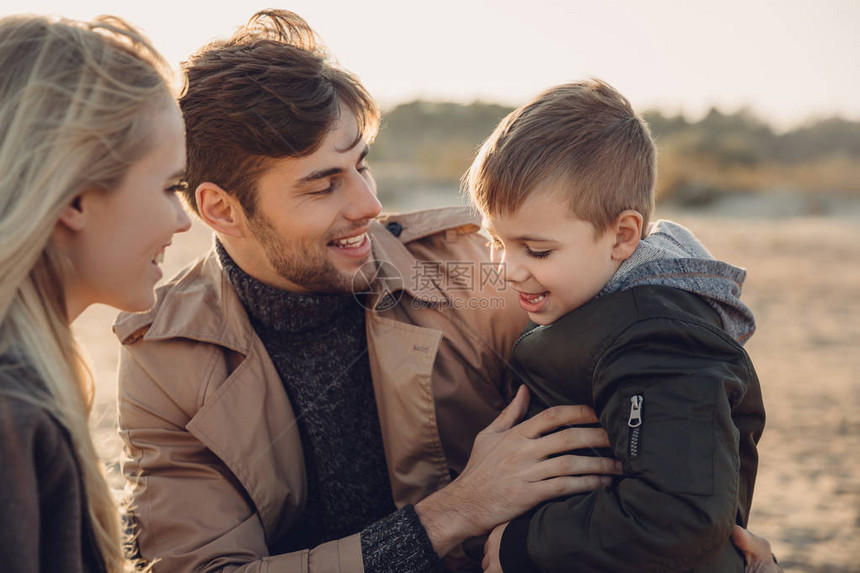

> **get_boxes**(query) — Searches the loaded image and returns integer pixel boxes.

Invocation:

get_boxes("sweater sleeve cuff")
[499,514,542,573]
[360,504,444,573]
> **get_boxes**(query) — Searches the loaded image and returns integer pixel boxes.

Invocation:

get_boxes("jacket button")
[386,221,403,237]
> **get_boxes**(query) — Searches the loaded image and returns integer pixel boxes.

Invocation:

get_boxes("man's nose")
[343,171,381,221]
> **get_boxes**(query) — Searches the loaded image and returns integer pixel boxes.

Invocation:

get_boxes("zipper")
[628,394,643,458]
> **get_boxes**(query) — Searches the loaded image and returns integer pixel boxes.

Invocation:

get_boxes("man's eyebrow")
[298,145,369,184]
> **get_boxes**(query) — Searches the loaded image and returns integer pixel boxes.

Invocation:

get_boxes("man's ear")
[196,182,246,238]
[611,209,644,261]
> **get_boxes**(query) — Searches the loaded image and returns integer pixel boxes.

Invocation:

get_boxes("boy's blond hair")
[467,78,656,235]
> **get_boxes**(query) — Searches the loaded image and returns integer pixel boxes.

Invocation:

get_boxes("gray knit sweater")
[217,242,444,572]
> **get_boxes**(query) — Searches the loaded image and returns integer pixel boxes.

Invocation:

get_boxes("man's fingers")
[731,525,772,557]
[485,385,530,432]
[531,454,622,481]
[517,404,599,439]
[731,526,782,572]
[533,426,610,459]
[534,474,612,500]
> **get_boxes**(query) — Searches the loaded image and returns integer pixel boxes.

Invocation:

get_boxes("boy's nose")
[499,253,529,284]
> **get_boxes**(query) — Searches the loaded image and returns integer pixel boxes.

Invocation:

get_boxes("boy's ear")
[196,182,247,239]
[611,209,644,261]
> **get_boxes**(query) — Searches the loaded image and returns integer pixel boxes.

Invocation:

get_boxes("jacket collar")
[113,248,255,354]
[363,220,443,310]
[367,207,483,310]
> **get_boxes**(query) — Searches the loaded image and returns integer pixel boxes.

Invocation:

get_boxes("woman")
[0,14,190,572]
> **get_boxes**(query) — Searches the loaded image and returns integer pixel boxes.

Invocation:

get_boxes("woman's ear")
[56,194,89,233]
[196,182,246,238]
[611,210,644,261]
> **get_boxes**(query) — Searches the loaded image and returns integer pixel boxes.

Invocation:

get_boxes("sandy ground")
[76,203,860,572]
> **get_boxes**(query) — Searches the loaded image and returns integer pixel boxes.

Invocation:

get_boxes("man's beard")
[248,212,372,294]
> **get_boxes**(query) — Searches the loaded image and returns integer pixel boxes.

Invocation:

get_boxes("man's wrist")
[361,505,445,572]
[413,484,478,557]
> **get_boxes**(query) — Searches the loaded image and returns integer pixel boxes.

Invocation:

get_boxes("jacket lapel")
[185,341,306,543]
[130,251,307,543]
[365,313,450,507]
[365,223,453,505]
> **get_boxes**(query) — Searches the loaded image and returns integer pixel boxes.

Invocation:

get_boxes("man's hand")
[732,525,783,573]
[415,386,621,557]
[481,521,508,573]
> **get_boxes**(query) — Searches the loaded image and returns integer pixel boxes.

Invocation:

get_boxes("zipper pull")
[628,395,643,428]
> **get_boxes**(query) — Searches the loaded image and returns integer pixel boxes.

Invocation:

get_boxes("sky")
[1,0,857,130]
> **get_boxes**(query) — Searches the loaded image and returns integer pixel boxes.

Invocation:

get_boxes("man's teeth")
[332,232,366,248]
[153,251,165,264]
[524,293,546,304]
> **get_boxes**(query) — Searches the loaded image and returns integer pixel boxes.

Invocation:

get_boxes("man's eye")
[310,178,338,195]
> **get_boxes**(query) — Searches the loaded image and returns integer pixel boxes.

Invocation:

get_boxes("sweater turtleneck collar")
[216,240,359,334]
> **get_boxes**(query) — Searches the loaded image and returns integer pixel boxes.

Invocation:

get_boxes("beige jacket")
[115,207,527,573]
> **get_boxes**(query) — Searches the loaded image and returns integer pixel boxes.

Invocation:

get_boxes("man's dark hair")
[179,9,379,216]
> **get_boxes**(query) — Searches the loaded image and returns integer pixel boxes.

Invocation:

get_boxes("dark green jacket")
[500,285,765,572]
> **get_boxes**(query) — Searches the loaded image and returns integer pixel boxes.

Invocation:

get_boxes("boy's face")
[484,187,622,325]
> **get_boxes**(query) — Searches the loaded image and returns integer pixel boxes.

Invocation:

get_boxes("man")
[115,10,780,572]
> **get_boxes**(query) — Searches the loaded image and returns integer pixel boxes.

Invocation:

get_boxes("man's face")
[484,186,622,325]
[243,105,381,294]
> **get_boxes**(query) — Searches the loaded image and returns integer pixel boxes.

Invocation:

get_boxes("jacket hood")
[600,219,755,344]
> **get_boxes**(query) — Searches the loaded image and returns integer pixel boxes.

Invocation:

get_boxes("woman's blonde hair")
[0,14,173,572]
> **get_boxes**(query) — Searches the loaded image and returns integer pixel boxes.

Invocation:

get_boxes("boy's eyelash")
[486,239,550,259]
[526,247,551,259]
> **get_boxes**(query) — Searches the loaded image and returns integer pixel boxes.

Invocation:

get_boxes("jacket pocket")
[622,381,715,496]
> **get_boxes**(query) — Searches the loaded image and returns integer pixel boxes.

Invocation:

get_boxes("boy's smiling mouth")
[518,290,550,313]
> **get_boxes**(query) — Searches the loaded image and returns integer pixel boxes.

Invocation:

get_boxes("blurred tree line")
[370,100,512,185]
[370,100,860,206]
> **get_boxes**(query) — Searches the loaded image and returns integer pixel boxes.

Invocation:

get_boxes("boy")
[469,79,766,572]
